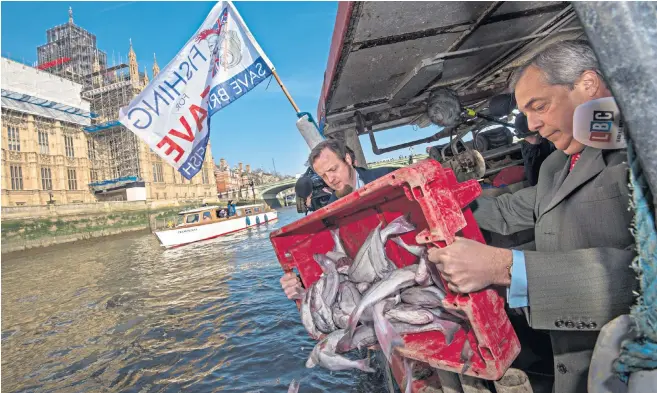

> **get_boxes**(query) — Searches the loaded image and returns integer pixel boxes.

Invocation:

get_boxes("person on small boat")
[219,209,227,218]
[227,201,237,217]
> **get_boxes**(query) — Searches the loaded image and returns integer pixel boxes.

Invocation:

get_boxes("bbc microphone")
[573,97,627,149]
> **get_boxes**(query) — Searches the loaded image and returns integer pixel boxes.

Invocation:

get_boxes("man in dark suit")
[428,40,635,393]
[280,139,397,298]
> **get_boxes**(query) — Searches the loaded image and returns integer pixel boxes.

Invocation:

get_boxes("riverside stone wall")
[0,198,238,254]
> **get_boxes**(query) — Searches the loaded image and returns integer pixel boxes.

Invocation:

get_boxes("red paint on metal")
[270,159,521,385]
[492,166,526,187]
[316,1,355,123]
[37,57,71,70]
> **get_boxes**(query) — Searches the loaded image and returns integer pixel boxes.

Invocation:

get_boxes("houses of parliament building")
[1,8,217,207]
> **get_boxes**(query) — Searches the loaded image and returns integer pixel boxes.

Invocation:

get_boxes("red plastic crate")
[270,159,520,380]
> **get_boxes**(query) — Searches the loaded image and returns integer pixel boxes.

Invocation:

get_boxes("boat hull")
[155,211,278,248]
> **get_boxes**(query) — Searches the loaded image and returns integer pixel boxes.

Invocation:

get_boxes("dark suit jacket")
[327,166,398,204]
[473,147,636,393]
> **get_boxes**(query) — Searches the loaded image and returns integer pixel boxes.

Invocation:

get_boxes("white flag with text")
[119,1,274,179]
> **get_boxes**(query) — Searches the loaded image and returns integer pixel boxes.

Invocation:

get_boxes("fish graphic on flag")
[119,1,274,179]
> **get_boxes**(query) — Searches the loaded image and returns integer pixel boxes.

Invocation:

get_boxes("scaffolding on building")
[82,62,144,193]
[36,7,109,87]
[31,8,178,198]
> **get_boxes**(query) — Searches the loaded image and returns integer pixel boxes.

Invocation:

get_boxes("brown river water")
[1,207,390,393]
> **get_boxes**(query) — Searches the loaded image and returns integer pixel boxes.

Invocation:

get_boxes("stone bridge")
[253,155,428,208]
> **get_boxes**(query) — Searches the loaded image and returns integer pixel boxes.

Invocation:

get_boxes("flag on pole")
[119,1,274,179]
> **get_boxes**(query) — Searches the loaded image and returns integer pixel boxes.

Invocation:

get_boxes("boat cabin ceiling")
[318,1,585,136]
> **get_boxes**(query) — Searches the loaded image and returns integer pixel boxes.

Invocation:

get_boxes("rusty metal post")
[493,368,534,393]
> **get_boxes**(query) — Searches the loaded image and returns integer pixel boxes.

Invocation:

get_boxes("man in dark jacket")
[515,112,556,186]
[280,139,397,298]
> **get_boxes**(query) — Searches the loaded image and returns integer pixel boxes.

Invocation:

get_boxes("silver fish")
[356,282,370,294]
[347,228,379,283]
[326,251,352,274]
[333,305,349,329]
[308,330,374,373]
[307,329,346,368]
[373,300,405,363]
[386,304,434,325]
[343,266,418,342]
[311,278,336,333]
[345,324,378,352]
[287,379,300,393]
[330,228,346,254]
[338,281,361,316]
[370,225,397,279]
[391,236,425,257]
[415,253,432,287]
[381,215,417,239]
[317,351,375,373]
[300,283,321,340]
[400,286,445,308]
[314,254,339,307]
[370,216,417,279]
[426,257,447,293]
[391,319,462,345]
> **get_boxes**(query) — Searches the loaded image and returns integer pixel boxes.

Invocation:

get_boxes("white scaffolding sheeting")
[1,89,93,126]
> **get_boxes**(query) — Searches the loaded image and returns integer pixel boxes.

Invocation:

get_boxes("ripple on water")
[1,208,389,392]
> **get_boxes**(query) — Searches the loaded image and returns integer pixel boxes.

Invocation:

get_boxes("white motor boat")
[154,203,278,248]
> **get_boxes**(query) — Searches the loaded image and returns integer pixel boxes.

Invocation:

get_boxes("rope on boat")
[614,142,657,381]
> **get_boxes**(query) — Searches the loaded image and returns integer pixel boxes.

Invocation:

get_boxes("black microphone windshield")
[295,176,314,198]
[488,93,516,117]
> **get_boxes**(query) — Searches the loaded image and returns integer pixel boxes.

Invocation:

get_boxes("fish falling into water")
[291,215,472,390]
[287,379,300,393]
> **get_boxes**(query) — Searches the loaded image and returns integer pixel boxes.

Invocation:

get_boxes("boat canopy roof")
[317,1,584,137]
[234,203,265,210]
[178,203,265,215]
[178,206,221,215]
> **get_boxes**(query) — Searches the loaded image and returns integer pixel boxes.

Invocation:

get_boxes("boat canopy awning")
[317,1,585,136]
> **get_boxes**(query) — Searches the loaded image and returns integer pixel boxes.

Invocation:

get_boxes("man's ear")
[345,153,353,167]
[575,70,602,98]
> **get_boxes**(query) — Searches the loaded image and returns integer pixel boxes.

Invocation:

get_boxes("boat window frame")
[185,213,200,224]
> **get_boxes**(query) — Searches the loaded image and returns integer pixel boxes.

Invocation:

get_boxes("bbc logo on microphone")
[589,110,614,142]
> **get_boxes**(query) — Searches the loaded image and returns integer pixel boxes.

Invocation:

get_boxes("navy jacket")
[327,166,397,204]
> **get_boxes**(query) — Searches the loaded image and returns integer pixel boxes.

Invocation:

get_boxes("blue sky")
[1,1,442,176]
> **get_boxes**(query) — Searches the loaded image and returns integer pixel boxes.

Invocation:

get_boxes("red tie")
[569,153,581,172]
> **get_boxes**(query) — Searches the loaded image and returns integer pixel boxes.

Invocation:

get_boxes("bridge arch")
[257,179,296,208]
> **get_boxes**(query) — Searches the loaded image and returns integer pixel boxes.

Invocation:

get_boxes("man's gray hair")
[509,40,604,90]
[308,139,349,169]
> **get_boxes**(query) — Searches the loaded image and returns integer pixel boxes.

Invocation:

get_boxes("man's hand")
[280,272,302,300]
[427,237,512,293]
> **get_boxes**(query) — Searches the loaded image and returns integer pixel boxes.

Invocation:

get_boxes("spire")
[152,53,160,77]
[143,65,149,85]
[68,6,73,24]
[92,52,102,87]
[128,39,139,88]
